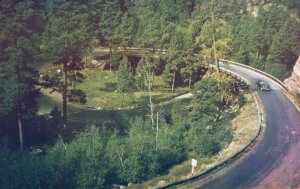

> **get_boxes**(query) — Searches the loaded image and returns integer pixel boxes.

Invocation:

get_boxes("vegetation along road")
[1,1,300,188]
[39,49,300,189]
[174,62,300,189]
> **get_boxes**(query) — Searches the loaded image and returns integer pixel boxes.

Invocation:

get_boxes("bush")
[186,76,235,156]
[0,126,108,189]
[68,89,87,104]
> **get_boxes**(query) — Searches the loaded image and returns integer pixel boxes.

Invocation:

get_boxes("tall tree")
[137,54,159,128]
[163,26,186,92]
[162,54,184,92]
[97,0,122,58]
[116,10,138,53]
[256,5,290,60]
[0,0,41,150]
[266,17,300,79]
[116,57,135,107]
[181,29,200,89]
[43,0,92,128]
[232,15,262,65]
[181,54,200,89]
[194,0,232,80]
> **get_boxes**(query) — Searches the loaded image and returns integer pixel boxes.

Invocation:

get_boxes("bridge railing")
[220,59,287,91]
[124,48,287,91]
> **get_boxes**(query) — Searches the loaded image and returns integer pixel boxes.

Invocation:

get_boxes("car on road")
[256,80,271,91]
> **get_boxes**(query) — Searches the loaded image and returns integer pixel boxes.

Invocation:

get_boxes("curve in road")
[174,62,300,189]
[39,49,300,188]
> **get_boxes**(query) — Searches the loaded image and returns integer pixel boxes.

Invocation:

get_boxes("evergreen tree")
[195,2,232,76]
[163,27,186,92]
[135,16,163,49]
[0,0,41,150]
[266,17,300,79]
[116,57,135,107]
[232,15,262,65]
[43,0,92,128]
[256,5,290,60]
[117,11,138,53]
[123,118,160,183]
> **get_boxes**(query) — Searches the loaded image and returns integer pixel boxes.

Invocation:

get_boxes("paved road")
[38,50,300,188]
[174,63,300,189]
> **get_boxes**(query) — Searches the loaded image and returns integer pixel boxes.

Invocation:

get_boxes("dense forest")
[0,0,300,188]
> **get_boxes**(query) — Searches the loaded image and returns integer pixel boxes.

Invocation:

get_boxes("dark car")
[256,80,271,91]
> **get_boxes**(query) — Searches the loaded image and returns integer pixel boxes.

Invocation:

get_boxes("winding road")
[174,62,300,189]
[38,49,300,188]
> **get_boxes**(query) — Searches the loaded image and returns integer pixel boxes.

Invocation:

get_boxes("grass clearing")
[76,69,190,109]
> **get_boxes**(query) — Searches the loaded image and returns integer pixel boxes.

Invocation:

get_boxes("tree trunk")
[171,70,176,93]
[17,87,23,151]
[130,92,135,103]
[16,67,23,151]
[121,93,124,107]
[148,77,154,129]
[63,61,68,128]
[189,73,192,89]
[156,111,159,151]
[151,71,155,89]
[73,71,77,89]
[17,112,23,151]
[84,55,87,69]
[212,0,221,82]
[122,45,126,59]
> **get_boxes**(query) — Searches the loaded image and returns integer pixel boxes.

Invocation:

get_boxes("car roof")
[257,80,268,84]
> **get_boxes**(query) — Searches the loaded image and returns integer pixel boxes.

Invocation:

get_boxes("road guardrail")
[153,63,263,189]
[220,59,287,91]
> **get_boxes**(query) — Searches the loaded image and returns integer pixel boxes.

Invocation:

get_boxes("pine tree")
[116,57,135,107]
[43,0,92,128]
[0,0,41,150]
[266,17,300,78]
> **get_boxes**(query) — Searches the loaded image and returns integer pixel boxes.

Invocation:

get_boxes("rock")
[157,180,167,185]
[285,56,300,94]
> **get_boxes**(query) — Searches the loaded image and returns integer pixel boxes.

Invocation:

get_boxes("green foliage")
[171,101,189,124]
[135,16,164,49]
[43,0,92,104]
[123,118,160,183]
[186,76,236,156]
[116,57,135,106]
[43,126,108,189]
[116,57,135,94]
[0,126,108,189]
[0,0,41,150]
[41,72,63,90]
[43,0,92,61]
[71,127,107,189]
[68,89,87,104]
[190,77,221,123]
[249,55,265,71]
[232,15,262,64]
[49,106,62,125]
[265,17,300,79]
[188,127,221,156]
[108,50,122,70]
[162,57,178,88]
[0,0,40,118]
[2,0,299,187]
[156,120,187,169]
